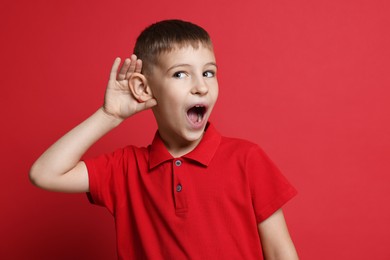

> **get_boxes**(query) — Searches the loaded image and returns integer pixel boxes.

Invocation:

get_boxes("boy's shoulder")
[217,134,268,160]
[89,144,149,162]
[220,134,260,150]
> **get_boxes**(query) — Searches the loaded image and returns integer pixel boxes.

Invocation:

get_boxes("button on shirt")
[85,123,297,260]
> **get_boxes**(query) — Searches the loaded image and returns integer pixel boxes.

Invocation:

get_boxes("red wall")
[1,0,389,259]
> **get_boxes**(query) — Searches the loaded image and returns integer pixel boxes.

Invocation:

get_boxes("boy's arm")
[258,209,299,260]
[29,56,156,193]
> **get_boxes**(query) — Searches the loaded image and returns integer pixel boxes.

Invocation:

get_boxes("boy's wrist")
[99,107,124,127]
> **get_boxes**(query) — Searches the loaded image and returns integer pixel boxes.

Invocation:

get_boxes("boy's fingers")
[111,54,141,80]
[135,59,142,73]
[127,55,137,76]
[109,58,121,81]
[117,58,131,80]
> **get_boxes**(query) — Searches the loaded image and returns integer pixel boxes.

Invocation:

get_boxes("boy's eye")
[203,71,215,78]
[173,71,187,79]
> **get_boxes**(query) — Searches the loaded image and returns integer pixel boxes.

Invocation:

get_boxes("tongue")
[188,108,201,123]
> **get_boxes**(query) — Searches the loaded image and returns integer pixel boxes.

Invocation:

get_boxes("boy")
[30,19,299,259]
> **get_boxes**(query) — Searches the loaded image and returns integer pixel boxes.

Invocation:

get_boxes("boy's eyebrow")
[206,62,218,68]
[167,62,218,72]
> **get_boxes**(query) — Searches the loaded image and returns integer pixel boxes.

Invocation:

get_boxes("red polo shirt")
[85,123,297,260]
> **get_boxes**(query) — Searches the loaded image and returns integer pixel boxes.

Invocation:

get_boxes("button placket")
[172,159,187,215]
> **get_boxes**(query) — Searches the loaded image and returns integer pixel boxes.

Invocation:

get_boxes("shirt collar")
[148,122,221,170]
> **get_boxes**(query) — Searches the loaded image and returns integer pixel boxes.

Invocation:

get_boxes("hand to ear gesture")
[102,55,157,121]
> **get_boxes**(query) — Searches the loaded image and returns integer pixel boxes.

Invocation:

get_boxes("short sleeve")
[84,148,128,214]
[246,145,297,223]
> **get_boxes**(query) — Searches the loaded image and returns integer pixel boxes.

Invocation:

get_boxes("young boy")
[30,19,299,259]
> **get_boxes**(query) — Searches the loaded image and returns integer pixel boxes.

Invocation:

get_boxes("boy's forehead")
[155,44,216,68]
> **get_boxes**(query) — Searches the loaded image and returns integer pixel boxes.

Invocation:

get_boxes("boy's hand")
[30,55,157,193]
[102,55,156,120]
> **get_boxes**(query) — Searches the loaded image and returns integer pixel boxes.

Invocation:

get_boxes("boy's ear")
[128,73,153,103]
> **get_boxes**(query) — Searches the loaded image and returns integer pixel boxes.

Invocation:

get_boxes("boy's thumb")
[144,98,157,109]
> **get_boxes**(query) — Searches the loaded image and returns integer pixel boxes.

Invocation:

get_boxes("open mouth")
[187,105,207,124]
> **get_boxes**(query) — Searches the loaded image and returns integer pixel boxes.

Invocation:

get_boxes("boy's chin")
[175,127,206,145]
[185,131,204,142]
[185,126,208,142]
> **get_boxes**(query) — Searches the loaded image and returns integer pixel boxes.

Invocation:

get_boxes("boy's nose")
[191,78,208,95]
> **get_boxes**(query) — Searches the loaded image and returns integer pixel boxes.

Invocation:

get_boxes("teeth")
[196,106,204,123]
[197,113,202,122]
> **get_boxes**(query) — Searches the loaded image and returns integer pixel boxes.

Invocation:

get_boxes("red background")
[1,0,389,259]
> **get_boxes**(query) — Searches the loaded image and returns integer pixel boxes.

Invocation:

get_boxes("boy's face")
[147,44,219,153]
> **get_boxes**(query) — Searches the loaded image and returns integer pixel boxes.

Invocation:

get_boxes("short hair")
[133,19,213,75]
